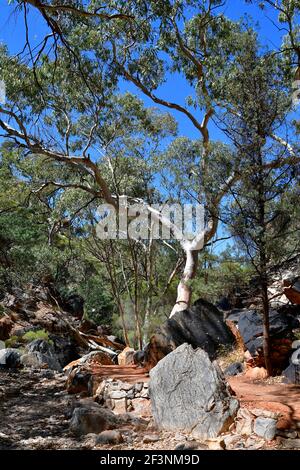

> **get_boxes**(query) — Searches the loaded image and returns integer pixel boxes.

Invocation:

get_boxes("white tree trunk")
[169,248,199,317]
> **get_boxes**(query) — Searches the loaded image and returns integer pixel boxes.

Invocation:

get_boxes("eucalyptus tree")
[1,0,299,322]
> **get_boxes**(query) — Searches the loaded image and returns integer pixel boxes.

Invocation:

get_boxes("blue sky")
[0,1,288,253]
[0,0,282,140]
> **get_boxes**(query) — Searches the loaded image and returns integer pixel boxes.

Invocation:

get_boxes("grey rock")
[149,343,239,440]
[175,441,207,450]
[27,339,53,355]
[278,438,300,449]
[0,348,21,368]
[290,348,300,366]
[95,430,124,445]
[110,390,127,399]
[254,417,277,440]
[20,351,62,371]
[48,335,79,367]
[69,406,118,436]
[120,382,133,391]
[224,362,244,376]
[140,389,149,398]
[145,299,235,368]
[292,340,300,350]
[126,389,135,400]
[238,309,298,356]
[225,308,245,324]
[0,340,5,350]
[134,382,144,393]
[276,429,298,439]
[236,408,254,436]
[223,434,243,449]
[143,434,160,443]
[282,363,300,385]
[244,437,265,450]
[133,350,145,366]
[250,408,279,419]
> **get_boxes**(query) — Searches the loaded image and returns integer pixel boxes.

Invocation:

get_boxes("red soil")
[89,364,300,430]
[229,376,300,429]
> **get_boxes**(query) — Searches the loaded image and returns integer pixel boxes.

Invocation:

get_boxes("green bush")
[5,335,20,348]
[22,329,53,345]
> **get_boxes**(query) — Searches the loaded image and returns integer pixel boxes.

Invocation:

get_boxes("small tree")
[220,41,294,376]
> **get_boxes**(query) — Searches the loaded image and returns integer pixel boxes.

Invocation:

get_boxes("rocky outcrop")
[145,299,235,369]
[238,309,299,372]
[282,270,300,297]
[149,343,239,439]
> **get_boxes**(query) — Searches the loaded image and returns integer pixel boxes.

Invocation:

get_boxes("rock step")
[90,364,149,384]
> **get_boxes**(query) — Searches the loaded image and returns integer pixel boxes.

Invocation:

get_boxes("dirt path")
[229,376,300,429]
[1,367,300,450]
[0,369,84,450]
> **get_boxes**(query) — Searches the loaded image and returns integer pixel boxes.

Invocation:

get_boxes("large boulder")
[22,339,63,371]
[20,351,62,371]
[149,343,239,439]
[69,404,118,436]
[145,299,235,369]
[238,309,299,372]
[48,335,79,367]
[26,338,54,355]
[0,348,21,368]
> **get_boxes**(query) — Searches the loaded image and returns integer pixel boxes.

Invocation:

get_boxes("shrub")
[5,335,19,348]
[22,329,53,345]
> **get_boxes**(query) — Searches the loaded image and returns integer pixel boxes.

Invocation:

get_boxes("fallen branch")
[79,332,125,351]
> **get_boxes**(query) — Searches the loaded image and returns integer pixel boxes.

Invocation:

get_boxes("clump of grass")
[22,329,53,345]
[5,335,20,348]
[5,329,53,349]
[216,344,245,371]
